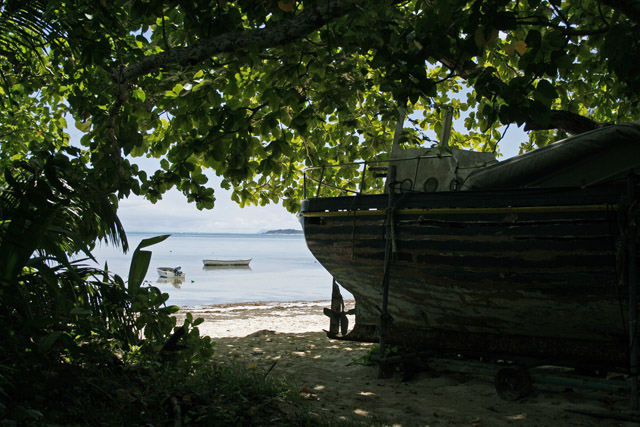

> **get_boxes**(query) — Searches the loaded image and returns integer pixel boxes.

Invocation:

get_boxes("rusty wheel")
[495,366,532,401]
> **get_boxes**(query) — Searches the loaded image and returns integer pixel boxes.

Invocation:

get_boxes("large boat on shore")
[299,122,640,372]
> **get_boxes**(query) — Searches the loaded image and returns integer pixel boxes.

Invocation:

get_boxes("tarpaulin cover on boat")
[462,122,640,190]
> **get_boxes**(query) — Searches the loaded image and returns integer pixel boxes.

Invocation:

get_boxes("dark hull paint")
[301,183,638,370]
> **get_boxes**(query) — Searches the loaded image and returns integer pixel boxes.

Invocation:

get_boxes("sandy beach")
[177,301,639,426]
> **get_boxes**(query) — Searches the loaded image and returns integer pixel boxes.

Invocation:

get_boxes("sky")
[70,121,528,234]
[117,179,302,234]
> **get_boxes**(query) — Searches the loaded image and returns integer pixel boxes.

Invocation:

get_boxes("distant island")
[263,229,303,235]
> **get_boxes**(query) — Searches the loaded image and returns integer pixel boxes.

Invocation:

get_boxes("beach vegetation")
[0,147,352,425]
[352,344,398,366]
[0,152,340,425]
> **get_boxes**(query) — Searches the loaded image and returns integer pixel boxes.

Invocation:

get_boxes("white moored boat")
[202,258,251,267]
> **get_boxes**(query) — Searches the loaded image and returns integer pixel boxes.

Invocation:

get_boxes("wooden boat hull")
[301,183,639,370]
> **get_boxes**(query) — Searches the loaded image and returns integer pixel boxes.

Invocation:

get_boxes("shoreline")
[180,299,340,311]
[176,299,355,338]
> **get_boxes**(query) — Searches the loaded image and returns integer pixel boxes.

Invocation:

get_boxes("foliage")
[2,0,639,215]
[0,151,200,350]
[0,148,217,424]
[3,358,348,426]
[0,148,129,354]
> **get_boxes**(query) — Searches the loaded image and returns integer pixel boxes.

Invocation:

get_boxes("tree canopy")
[2,0,639,214]
[1,2,639,421]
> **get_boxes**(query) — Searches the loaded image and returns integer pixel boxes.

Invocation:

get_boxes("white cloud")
[117,186,300,233]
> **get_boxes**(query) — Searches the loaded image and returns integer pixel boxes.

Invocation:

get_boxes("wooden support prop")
[327,278,344,337]
[378,165,397,379]
[378,100,406,378]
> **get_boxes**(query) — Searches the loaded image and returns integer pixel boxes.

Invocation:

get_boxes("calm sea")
[89,232,348,308]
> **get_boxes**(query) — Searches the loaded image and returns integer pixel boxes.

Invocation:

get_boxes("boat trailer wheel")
[495,366,532,401]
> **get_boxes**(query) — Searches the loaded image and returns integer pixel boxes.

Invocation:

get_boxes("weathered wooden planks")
[301,182,638,370]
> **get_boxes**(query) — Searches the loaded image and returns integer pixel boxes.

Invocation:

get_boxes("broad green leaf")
[38,331,63,354]
[128,235,170,292]
[535,80,557,101]
[75,119,91,132]
[172,83,184,95]
[132,88,146,102]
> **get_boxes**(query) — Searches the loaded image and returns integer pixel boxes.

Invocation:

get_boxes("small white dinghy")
[157,266,184,278]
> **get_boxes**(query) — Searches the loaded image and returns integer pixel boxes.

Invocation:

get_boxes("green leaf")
[535,80,557,101]
[544,30,566,51]
[75,119,91,132]
[172,83,184,95]
[525,30,542,49]
[38,331,63,354]
[128,235,171,292]
[128,249,151,293]
[132,88,146,102]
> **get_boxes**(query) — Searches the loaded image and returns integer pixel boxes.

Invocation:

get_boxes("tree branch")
[112,0,364,84]
[515,17,609,36]
[598,0,640,24]
[438,57,608,135]
[101,1,367,192]
[106,67,130,183]
[524,110,611,133]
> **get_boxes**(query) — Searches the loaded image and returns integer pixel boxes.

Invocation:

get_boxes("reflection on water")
[157,276,187,288]
[203,265,252,271]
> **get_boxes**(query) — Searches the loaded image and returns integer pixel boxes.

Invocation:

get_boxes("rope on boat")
[377,165,394,378]
[348,193,362,261]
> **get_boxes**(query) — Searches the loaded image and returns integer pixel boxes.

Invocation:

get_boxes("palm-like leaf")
[0,0,68,61]
[0,148,130,346]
